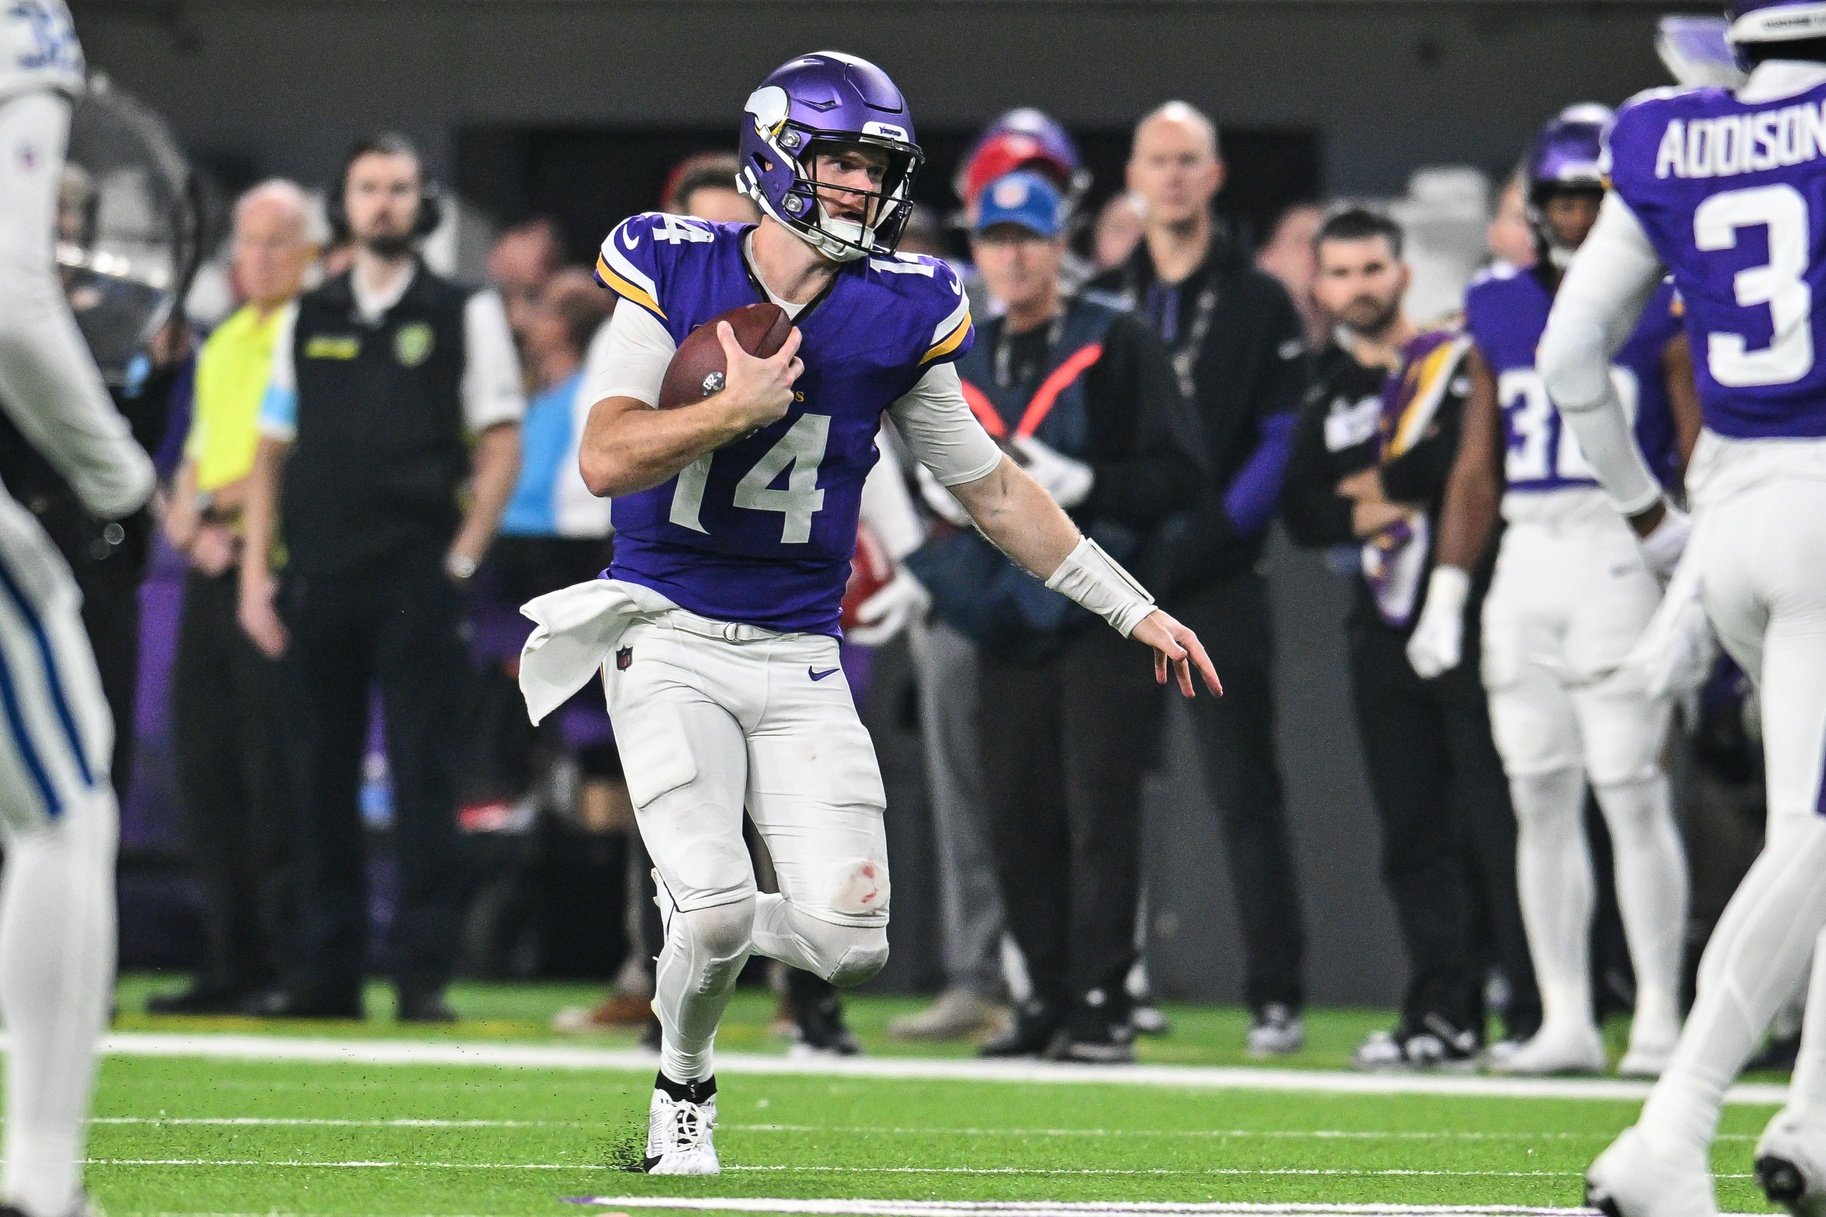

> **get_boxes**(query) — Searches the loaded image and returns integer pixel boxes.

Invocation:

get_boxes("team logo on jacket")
[615,646,633,671]
[394,322,434,367]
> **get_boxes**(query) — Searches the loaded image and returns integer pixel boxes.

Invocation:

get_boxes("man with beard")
[1281,207,1539,1068]
[238,132,524,1022]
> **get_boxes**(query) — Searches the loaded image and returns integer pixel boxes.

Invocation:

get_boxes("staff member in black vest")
[1087,103,1312,1056]
[918,171,1201,1062]
[237,133,524,1022]
[1280,208,1539,1068]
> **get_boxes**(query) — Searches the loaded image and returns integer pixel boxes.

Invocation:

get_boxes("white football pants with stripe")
[1481,498,1687,1054]
[1633,433,1826,1158]
[0,492,118,1217]
[604,602,891,1084]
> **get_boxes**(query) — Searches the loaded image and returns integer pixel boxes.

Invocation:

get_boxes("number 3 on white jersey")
[669,414,829,543]
[1502,368,1639,484]
[1694,183,1814,387]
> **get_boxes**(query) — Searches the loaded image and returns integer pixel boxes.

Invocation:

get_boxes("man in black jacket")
[916,170,1203,1063]
[1281,208,1538,1067]
[1088,102,1310,1055]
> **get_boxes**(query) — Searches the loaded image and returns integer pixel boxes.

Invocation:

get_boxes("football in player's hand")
[658,302,793,409]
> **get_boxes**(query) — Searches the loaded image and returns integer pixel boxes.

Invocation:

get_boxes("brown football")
[657,302,793,409]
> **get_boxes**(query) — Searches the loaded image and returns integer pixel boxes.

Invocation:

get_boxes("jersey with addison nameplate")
[1465,265,1682,513]
[1607,80,1826,438]
[593,212,973,635]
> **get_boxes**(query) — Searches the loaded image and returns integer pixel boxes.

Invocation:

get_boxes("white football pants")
[604,606,891,1082]
[1636,435,1826,1156]
[1482,506,1687,1046]
[0,493,119,1217]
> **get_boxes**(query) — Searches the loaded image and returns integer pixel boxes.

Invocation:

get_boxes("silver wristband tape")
[1044,536,1156,637]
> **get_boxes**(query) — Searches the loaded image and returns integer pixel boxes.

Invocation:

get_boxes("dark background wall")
[82,0,1688,1006]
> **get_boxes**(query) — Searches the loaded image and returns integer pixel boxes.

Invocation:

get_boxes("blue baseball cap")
[973,170,1064,238]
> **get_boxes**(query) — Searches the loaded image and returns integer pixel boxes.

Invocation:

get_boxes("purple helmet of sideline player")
[1523,104,1612,264]
[1728,0,1826,45]
[736,50,924,263]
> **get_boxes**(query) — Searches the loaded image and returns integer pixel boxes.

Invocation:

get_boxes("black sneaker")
[1060,989,1136,1064]
[788,992,860,1058]
[1352,1017,1479,1072]
[1245,1002,1306,1057]
[146,981,253,1016]
[979,998,1066,1059]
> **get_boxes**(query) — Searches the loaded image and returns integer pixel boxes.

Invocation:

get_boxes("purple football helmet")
[1657,15,1747,87]
[1523,104,1613,264]
[1729,0,1826,45]
[737,51,923,263]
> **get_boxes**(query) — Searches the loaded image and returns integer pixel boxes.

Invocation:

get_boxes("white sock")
[652,897,753,1084]
[1,788,117,1217]
[1592,774,1689,1047]
[1787,923,1826,1118]
[1640,816,1826,1155]
[1510,766,1596,1032]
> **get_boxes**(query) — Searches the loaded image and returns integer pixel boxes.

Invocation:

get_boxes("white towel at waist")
[517,578,677,724]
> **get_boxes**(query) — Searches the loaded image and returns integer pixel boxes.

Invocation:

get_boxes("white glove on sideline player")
[849,569,930,647]
[1636,503,1691,583]
[1013,436,1094,510]
[1407,566,1471,679]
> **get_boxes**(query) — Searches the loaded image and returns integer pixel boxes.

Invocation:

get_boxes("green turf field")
[79,976,1787,1217]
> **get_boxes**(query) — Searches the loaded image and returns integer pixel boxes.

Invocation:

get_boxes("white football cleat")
[1755,1107,1826,1216]
[1487,1021,1605,1076]
[643,1084,720,1175]
[1586,1125,1719,1217]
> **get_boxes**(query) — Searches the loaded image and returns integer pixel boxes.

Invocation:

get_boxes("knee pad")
[820,924,890,988]
[673,897,755,990]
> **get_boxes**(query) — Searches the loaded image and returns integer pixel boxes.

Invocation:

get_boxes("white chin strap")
[809,213,873,263]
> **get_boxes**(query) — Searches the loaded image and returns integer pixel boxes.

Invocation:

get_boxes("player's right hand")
[1634,502,1690,583]
[239,571,289,659]
[714,321,804,431]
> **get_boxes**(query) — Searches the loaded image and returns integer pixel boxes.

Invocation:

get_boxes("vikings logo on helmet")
[736,50,924,264]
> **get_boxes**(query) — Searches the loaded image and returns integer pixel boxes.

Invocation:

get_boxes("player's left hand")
[1131,609,1222,698]
[850,569,930,647]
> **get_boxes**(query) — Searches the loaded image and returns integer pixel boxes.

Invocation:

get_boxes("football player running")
[517,51,1219,1176]
[1537,3,1826,1212]
[0,3,156,1216]
[1408,106,1700,1080]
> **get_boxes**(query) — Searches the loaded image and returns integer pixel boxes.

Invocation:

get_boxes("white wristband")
[1044,536,1156,637]
[1423,565,1471,618]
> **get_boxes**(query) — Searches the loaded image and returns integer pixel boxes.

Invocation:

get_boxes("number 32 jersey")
[594,212,974,635]
[1607,78,1826,439]
[1465,263,1681,505]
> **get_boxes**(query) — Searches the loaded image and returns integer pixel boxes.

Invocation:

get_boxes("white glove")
[1407,566,1471,679]
[1637,502,1691,582]
[1618,532,1715,699]
[849,569,930,647]
[1013,436,1095,510]
[915,462,972,527]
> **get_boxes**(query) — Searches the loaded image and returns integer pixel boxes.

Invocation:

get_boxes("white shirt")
[258,266,525,440]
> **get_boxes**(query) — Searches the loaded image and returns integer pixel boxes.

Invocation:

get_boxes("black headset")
[326,131,444,243]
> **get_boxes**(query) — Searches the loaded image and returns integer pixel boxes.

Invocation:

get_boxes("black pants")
[976,624,1156,1010]
[1176,572,1306,1011]
[280,556,467,997]
[172,567,295,992]
[1346,613,1541,1040]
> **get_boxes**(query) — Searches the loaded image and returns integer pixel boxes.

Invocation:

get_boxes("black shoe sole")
[1584,1179,1623,1217]
[1756,1154,1811,1211]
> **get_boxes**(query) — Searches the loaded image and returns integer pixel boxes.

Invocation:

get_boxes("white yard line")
[561,1203,1772,1217]
[86,1156,1751,1180]
[87,1032,1792,1106]
[87,1115,1759,1142]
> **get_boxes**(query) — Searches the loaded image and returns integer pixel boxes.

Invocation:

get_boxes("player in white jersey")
[1409,107,1700,1079]
[1539,2,1826,1211]
[0,4,156,1215]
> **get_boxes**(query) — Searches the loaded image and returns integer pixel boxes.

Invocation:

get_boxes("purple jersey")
[593,212,974,635]
[1464,265,1682,494]
[1607,80,1826,438]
